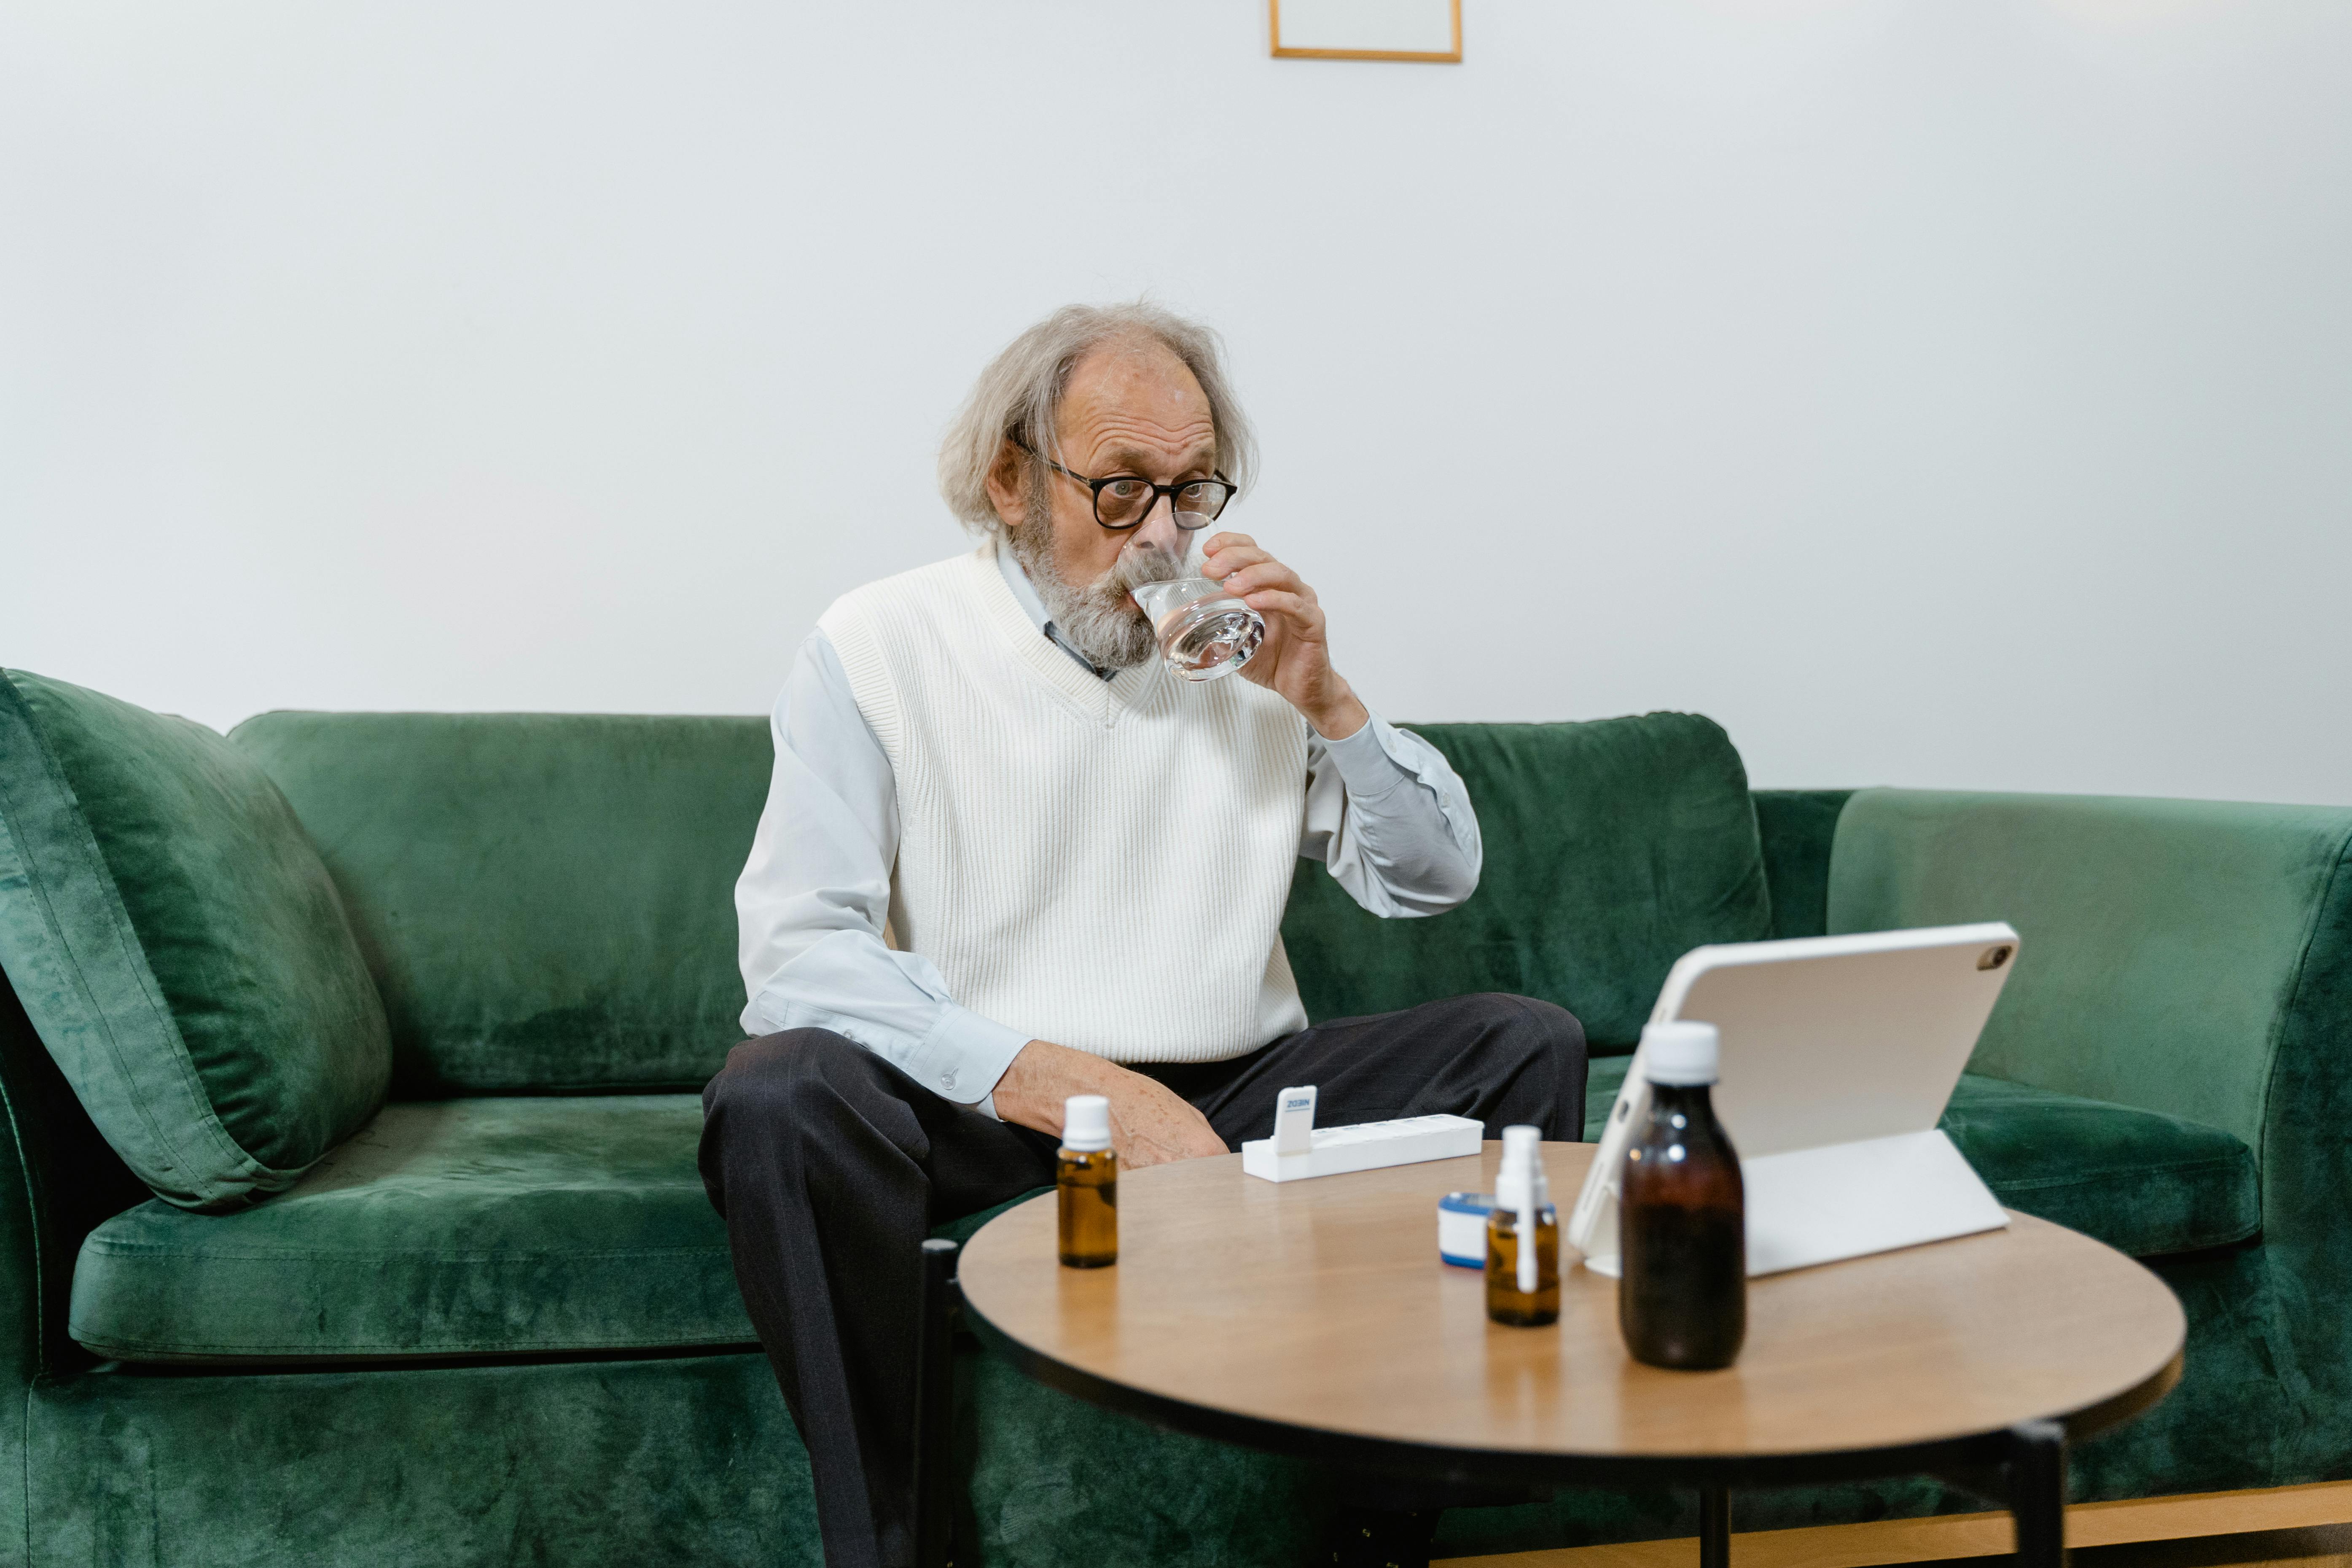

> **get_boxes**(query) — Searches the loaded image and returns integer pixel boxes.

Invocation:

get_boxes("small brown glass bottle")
[1486,1125,1559,1326]
[1618,1022,1745,1370]
[1057,1094,1117,1269]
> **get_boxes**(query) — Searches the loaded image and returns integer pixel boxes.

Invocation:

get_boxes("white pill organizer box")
[1239,1084,1484,1182]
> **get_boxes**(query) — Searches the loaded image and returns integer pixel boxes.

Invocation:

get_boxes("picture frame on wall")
[1270,0,1462,63]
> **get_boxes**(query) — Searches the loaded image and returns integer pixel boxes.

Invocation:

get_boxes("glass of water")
[1129,575,1266,682]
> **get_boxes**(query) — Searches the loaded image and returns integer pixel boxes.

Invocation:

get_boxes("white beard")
[1006,508,1187,671]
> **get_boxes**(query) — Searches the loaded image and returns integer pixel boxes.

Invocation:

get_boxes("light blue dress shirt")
[735,542,1483,1116]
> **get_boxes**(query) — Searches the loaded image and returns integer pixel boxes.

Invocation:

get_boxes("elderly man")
[699,302,1586,1568]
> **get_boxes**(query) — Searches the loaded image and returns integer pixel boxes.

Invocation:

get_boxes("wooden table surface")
[957,1142,2185,1468]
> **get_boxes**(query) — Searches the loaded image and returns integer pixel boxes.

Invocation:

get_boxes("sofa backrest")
[232,713,770,1096]
[234,707,1770,1092]
[1827,788,2352,1161]
[1280,713,1773,1051]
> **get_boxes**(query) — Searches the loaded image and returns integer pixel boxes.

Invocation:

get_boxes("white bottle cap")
[1495,1124,1548,1210]
[1642,1020,1720,1086]
[1495,1124,1548,1294]
[1062,1095,1112,1152]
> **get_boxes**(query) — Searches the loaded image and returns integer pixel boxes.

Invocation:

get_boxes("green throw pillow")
[0,670,390,1210]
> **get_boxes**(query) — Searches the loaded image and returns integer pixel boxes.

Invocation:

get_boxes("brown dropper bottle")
[1618,1020,1745,1369]
[1057,1094,1117,1268]
[1486,1125,1559,1326]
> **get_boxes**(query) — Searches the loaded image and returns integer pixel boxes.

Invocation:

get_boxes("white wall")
[5,1,2348,802]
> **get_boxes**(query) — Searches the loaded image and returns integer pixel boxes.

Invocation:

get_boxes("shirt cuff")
[1322,711,1418,798]
[903,1003,1031,1118]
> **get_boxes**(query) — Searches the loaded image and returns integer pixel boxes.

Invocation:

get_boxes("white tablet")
[1566,922,2021,1275]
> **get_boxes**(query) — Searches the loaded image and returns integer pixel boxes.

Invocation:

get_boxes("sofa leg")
[915,1237,963,1568]
[2007,1420,2068,1568]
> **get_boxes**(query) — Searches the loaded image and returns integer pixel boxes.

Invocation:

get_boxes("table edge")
[956,1194,2186,1489]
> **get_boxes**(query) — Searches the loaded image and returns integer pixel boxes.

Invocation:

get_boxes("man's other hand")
[993,1039,1228,1169]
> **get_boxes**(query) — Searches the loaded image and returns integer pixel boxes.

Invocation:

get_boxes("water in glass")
[1129,577,1265,682]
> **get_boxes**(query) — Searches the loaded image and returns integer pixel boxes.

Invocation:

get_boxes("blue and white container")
[1438,1191,1498,1268]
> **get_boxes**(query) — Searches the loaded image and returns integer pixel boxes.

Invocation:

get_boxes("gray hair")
[938,301,1258,535]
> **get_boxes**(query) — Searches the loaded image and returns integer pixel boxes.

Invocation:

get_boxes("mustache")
[1097,543,1188,604]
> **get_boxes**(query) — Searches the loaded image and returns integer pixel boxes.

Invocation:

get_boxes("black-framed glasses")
[1016,440,1236,531]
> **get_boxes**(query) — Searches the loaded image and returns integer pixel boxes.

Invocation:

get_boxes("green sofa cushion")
[0,671,390,1212]
[1935,1073,2259,1256]
[1581,1056,2257,1258]
[1282,714,1772,1050]
[70,1091,1055,1364]
[1827,788,2352,1159]
[70,1094,756,1361]
[230,713,771,1095]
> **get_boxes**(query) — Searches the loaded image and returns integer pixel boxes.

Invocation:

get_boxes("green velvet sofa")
[2,667,2348,1568]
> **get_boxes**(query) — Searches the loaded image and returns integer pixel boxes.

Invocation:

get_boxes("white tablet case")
[1567,923,2020,1278]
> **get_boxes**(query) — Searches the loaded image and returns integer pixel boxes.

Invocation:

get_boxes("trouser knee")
[1438,991,1586,1068]
[699,1030,891,1213]
[1457,993,1587,1138]
[704,1028,876,1122]
[1507,995,1586,1065]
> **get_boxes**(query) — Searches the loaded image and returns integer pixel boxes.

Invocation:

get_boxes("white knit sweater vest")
[819,543,1311,1063]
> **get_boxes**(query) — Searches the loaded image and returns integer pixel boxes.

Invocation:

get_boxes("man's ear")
[982,439,1026,532]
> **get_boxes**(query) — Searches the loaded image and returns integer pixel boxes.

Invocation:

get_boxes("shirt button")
[940,1070,957,1090]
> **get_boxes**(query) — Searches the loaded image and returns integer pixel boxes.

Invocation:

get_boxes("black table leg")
[1699,1484,1731,1568]
[915,1238,962,1568]
[2007,1420,2067,1568]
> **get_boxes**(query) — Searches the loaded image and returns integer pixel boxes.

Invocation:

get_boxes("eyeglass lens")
[1097,479,1232,530]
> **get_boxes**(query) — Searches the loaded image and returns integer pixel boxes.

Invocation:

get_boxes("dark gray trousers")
[698,992,1588,1568]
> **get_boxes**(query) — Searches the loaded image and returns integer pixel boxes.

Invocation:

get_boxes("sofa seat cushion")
[1582,1059,2258,1259]
[1935,1072,2259,1256]
[70,1095,758,1362]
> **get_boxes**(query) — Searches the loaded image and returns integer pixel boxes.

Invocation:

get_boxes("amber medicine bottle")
[1486,1125,1559,1326]
[1618,1021,1745,1369]
[1057,1094,1117,1268]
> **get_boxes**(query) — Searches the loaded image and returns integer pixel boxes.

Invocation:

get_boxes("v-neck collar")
[969,542,1162,727]
[996,542,1116,683]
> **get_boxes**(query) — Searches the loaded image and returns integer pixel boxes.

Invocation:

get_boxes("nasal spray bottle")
[1486,1126,1559,1326]
[1057,1095,1117,1269]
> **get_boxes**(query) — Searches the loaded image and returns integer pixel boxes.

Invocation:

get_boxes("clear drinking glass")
[1129,576,1266,682]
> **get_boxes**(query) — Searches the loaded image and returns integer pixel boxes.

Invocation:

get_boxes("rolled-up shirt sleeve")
[735,631,1030,1112]
[1298,710,1483,917]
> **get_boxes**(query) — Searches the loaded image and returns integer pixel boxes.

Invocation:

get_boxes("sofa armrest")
[0,979,149,1388]
[0,975,151,1542]
[1826,788,2352,1165]
[1753,790,1856,940]
[0,983,38,1551]
[1829,787,2352,1484]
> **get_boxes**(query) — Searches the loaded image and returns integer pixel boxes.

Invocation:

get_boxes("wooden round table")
[942,1142,2184,1568]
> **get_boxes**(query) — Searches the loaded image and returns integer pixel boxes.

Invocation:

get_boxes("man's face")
[988,337,1220,667]
[1035,339,1218,581]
